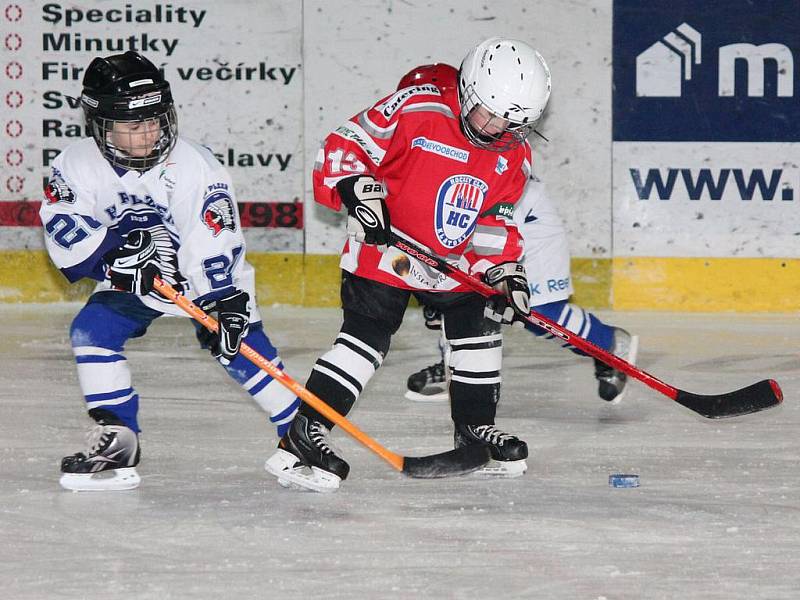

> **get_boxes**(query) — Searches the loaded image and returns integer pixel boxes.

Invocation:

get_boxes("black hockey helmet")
[81,51,177,171]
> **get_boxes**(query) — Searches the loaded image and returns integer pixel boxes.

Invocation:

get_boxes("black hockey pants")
[299,271,503,428]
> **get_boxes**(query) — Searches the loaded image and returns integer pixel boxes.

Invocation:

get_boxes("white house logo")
[434,175,487,248]
[636,23,794,98]
[636,23,702,96]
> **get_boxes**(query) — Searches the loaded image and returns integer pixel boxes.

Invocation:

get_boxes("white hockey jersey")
[512,176,574,304]
[40,137,261,320]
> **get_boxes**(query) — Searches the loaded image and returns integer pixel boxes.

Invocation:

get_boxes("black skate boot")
[264,414,350,493]
[454,423,528,478]
[405,360,449,402]
[59,410,140,491]
[594,327,639,403]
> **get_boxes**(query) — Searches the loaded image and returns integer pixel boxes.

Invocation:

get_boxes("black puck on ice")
[609,473,640,488]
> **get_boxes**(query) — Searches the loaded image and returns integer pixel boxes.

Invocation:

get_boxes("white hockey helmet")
[458,37,551,151]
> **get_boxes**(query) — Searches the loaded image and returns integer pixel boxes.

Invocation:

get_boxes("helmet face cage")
[87,104,177,172]
[457,38,550,152]
[80,52,178,172]
[459,83,535,152]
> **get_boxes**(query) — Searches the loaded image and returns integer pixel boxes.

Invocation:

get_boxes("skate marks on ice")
[1,306,799,599]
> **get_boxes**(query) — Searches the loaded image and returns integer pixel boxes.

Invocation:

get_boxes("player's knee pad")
[341,310,392,357]
[441,295,499,339]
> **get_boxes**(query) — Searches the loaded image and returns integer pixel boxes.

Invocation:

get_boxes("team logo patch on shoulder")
[202,190,236,236]
[481,202,515,220]
[411,137,470,163]
[434,175,488,248]
[495,156,508,175]
[44,172,76,205]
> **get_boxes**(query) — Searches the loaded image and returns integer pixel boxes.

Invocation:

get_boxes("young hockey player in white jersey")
[40,51,299,491]
[398,65,638,404]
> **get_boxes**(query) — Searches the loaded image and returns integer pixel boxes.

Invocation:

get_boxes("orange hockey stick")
[153,277,489,478]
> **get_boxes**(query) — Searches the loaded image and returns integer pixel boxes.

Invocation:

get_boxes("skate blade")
[470,459,527,478]
[609,335,640,405]
[59,467,141,492]
[404,388,449,402]
[265,449,341,493]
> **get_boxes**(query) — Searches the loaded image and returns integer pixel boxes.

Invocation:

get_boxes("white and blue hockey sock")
[525,299,614,356]
[70,296,161,433]
[219,323,300,437]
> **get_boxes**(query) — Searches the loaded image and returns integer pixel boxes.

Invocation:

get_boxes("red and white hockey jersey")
[314,80,531,292]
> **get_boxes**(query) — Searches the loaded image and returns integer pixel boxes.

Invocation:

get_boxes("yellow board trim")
[0,250,344,307]
[613,257,800,312]
[571,258,612,309]
[1,251,797,312]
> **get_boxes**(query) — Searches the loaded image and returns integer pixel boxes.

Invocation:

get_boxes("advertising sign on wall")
[613,0,799,258]
[0,1,304,252]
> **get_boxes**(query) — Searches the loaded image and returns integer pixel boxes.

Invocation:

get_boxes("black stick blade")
[676,379,783,419]
[402,445,491,478]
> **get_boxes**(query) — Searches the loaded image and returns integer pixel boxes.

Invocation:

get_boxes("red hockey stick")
[389,232,783,419]
[153,277,489,478]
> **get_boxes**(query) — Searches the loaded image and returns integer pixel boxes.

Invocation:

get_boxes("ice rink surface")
[0,303,798,600]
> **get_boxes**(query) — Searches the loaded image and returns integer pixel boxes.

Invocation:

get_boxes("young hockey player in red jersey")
[398,64,638,404]
[265,38,552,492]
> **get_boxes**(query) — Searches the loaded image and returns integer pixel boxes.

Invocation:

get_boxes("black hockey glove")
[423,305,443,331]
[104,229,161,296]
[337,175,391,250]
[483,262,531,325]
[196,289,250,365]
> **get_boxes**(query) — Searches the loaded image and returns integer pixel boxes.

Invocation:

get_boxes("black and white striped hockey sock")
[448,331,503,424]
[302,331,384,428]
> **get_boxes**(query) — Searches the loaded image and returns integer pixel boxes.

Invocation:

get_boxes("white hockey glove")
[196,289,250,365]
[337,175,391,250]
[483,262,531,325]
[104,229,161,296]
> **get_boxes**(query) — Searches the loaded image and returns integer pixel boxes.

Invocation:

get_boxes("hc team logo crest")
[434,175,488,248]
[202,191,236,236]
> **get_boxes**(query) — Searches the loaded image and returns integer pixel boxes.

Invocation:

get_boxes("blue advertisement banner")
[613,0,800,142]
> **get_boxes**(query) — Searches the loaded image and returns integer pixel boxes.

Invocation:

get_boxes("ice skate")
[404,359,449,402]
[59,416,141,492]
[264,414,350,493]
[454,424,528,478]
[594,327,639,404]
